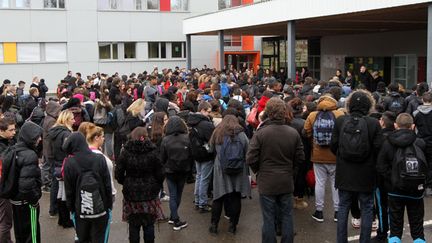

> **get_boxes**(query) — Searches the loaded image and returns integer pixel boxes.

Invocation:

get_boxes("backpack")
[388,96,404,115]
[313,111,336,146]
[165,136,192,173]
[75,163,107,219]
[220,83,230,98]
[338,116,370,163]
[219,135,245,175]
[93,107,111,126]
[0,146,23,199]
[189,127,211,162]
[391,143,428,193]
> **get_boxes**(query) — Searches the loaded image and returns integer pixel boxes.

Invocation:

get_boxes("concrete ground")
[36,182,432,243]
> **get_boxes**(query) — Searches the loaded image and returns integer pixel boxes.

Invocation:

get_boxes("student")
[377,113,427,243]
[160,116,194,231]
[116,127,165,243]
[0,118,16,243]
[63,132,112,243]
[10,121,43,243]
[208,115,251,234]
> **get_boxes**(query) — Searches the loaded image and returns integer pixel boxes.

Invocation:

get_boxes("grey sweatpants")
[313,163,339,212]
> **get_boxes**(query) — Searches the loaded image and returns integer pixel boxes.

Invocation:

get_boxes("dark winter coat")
[330,113,382,192]
[406,96,422,115]
[42,101,61,159]
[12,121,43,204]
[115,139,164,202]
[187,112,215,162]
[63,133,112,214]
[109,85,121,106]
[183,99,198,112]
[160,116,194,177]
[359,71,373,91]
[121,113,145,136]
[382,92,406,115]
[47,126,71,168]
[377,129,426,197]
[413,104,432,146]
[246,119,305,195]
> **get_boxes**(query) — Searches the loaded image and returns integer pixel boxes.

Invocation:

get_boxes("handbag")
[247,104,260,128]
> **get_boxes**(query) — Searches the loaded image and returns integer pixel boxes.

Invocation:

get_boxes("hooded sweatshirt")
[12,121,43,204]
[413,104,432,146]
[47,125,71,167]
[63,133,112,215]
[43,101,61,159]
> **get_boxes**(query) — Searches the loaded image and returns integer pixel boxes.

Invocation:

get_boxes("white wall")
[320,30,427,80]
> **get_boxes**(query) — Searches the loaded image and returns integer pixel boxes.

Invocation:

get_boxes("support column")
[286,21,296,81]
[428,5,432,85]
[218,30,225,71]
[186,34,192,70]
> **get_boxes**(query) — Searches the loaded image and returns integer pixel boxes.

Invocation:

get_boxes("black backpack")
[189,127,211,162]
[75,161,106,218]
[338,116,370,163]
[165,135,193,173]
[391,143,428,193]
[219,135,245,175]
[388,96,405,115]
[0,146,22,199]
[313,111,336,146]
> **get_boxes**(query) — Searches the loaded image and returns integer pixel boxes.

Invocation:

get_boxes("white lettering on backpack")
[81,190,94,215]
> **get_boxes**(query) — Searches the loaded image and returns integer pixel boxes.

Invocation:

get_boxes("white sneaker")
[161,195,170,202]
[372,219,379,231]
[351,217,361,229]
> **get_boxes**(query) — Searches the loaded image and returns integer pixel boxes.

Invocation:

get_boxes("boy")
[377,113,427,243]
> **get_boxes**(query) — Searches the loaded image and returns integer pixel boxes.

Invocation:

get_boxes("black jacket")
[406,96,422,115]
[109,85,121,106]
[383,92,406,115]
[12,122,43,204]
[377,129,426,197]
[160,117,194,176]
[413,104,432,146]
[187,112,215,162]
[47,125,71,167]
[63,133,112,214]
[121,113,145,136]
[330,114,383,192]
[115,139,164,202]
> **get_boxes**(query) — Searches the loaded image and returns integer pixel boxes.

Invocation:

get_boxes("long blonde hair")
[54,110,74,131]
[127,98,145,117]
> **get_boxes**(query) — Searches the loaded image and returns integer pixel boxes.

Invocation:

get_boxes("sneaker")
[160,195,170,202]
[333,212,338,222]
[49,212,58,219]
[372,219,379,231]
[311,210,324,222]
[209,224,218,234]
[42,186,50,193]
[351,217,361,229]
[294,197,308,209]
[173,220,188,231]
[199,205,212,213]
[168,218,175,224]
[224,215,230,220]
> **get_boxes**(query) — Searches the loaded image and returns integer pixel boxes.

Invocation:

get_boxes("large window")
[17,43,40,62]
[218,0,241,10]
[99,43,118,60]
[98,0,160,10]
[147,0,158,10]
[0,0,30,8]
[172,42,183,58]
[224,35,242,47]
[15,43,67,63]
[171,0,188,11]
[393,55,417,89]
[124,42,136,59]
[148,42,159,59]
[45,43,67,62]
[44,0,65,8]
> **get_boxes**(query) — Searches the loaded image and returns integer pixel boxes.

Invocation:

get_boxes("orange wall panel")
[242,36,254,51]
[160,0,170,11]
[242,0,254,4]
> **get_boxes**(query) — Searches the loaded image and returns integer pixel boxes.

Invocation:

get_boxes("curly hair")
[265,97,287,121]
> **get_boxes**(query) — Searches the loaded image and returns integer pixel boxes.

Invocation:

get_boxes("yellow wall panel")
[3,43,17,63]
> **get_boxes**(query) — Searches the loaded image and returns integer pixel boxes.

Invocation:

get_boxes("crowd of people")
[0,64,430,243]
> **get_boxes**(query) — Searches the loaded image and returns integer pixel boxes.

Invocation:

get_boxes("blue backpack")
[313,111,336,146]
[219,135,245,175]
[220,83,230,98]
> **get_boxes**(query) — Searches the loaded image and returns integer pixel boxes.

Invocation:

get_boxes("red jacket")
[257,96,270,115]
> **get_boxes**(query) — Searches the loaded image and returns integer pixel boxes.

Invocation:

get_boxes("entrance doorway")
[224,52,260,71]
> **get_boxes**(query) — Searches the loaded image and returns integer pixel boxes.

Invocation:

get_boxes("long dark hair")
[150,112,166,144]
[210,115,243,145]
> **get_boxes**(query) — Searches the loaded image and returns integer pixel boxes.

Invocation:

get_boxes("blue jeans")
[166,176,186,221]
[337,190,374,243]
[194,161,213,207]
[259,193,294,243]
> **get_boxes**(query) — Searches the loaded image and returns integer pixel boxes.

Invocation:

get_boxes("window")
[224,35,241,47]
[0,44,3,63]
[161,42,166,59]
[124,42,136,59]
[45,43,67,62]
[393,55,417,89]
[218,0,241,9]
[148,42,159,58]
[44,0,65,8]
[147,0,158,10]
[99,43,118,60]
[172,42,183,58]
[0,0,30,8]
[171,0,188,11]
[135,0,143,10]
[17,43,40,62]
